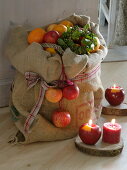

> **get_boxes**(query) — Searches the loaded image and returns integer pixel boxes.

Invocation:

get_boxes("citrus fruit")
[45,88,63,103]
[45,48,56,54]
[47,24,57,32]
[27,28,46,44]
[60,20,73,27]
[53,24,67,36]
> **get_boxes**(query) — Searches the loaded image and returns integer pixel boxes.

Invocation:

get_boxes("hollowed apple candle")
[102,119,121,144]
[105,84,125,106]
[79,120,101,145]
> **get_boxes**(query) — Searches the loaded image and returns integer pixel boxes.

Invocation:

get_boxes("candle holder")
[105,85,125,106]
[79,120,101,145]
[75,119,124,157]
[75,136,123,157]
[102,119,121,144]
[102,85,127,116]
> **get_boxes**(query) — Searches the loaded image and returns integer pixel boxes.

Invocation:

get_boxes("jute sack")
[5,14,108,144]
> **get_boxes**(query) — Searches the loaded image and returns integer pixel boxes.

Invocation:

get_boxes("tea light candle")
[105,84,125,106]
[79,120,101,145]
[102,119,121,144]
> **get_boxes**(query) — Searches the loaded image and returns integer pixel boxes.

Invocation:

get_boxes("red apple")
[63,84,79,100]
[105,87,125,106]
[79,123,101,145]
[52,110,71,128]
[43,31,60,43]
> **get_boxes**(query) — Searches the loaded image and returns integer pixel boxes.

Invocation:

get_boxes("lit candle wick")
[111,119,115,125]
[113,84,116,89]
[88,119,92,126]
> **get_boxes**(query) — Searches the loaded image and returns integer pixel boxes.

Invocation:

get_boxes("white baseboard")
[0,79,12,107]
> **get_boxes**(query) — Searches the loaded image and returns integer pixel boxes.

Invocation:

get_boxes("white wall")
[76,0,99,23]
[0,0,98,107]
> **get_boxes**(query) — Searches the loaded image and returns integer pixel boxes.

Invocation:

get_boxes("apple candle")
[105,84,125,106]
[102,119,121,144]
[79,120,101,145]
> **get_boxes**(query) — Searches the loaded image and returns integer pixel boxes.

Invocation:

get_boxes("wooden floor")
[0,61,127,170]
[0,108,127,170]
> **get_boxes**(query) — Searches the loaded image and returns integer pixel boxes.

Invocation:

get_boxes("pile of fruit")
[27,20,100,55]
[45,83,79,128]
[27,20,101,128]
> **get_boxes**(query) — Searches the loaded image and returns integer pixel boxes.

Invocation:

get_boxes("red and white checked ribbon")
[24,72,57,133]
[24,64,100,133]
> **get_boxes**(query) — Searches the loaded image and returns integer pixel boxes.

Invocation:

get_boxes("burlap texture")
[5,14,108,144]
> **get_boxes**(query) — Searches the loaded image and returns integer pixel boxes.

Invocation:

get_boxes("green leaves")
[65,39,74,47]
[83,24,90,31]
[93,37,98,46]
[57,38,68,50]
[71,30,82,40]
[57,24,99,55]
[81,38,94,53]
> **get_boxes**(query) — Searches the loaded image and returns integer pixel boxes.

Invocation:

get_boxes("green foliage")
[57,24,99,55]
[57,38,68,50]
[81,38,94,53]
[83,24,90,31]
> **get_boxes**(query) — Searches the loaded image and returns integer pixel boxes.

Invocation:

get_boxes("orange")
[90,37,100,53]
[60,20,73,27]
[45,48,56,54]
[27,28,46,44]
[47,24,57,32]
[45,88,62,103]
[53,24,67,36]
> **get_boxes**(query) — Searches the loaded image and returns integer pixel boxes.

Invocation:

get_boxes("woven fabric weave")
[5,14,108,144]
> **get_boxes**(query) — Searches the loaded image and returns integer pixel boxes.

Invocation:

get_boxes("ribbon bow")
[24,72,57,133]
[24,64,100,133]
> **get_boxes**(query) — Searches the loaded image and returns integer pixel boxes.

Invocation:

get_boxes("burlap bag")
[5,14,107,144]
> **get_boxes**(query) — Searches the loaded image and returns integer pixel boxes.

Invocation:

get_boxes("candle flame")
[88,119,92,126]
[113,84,116,89]
[111,119,115,125]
